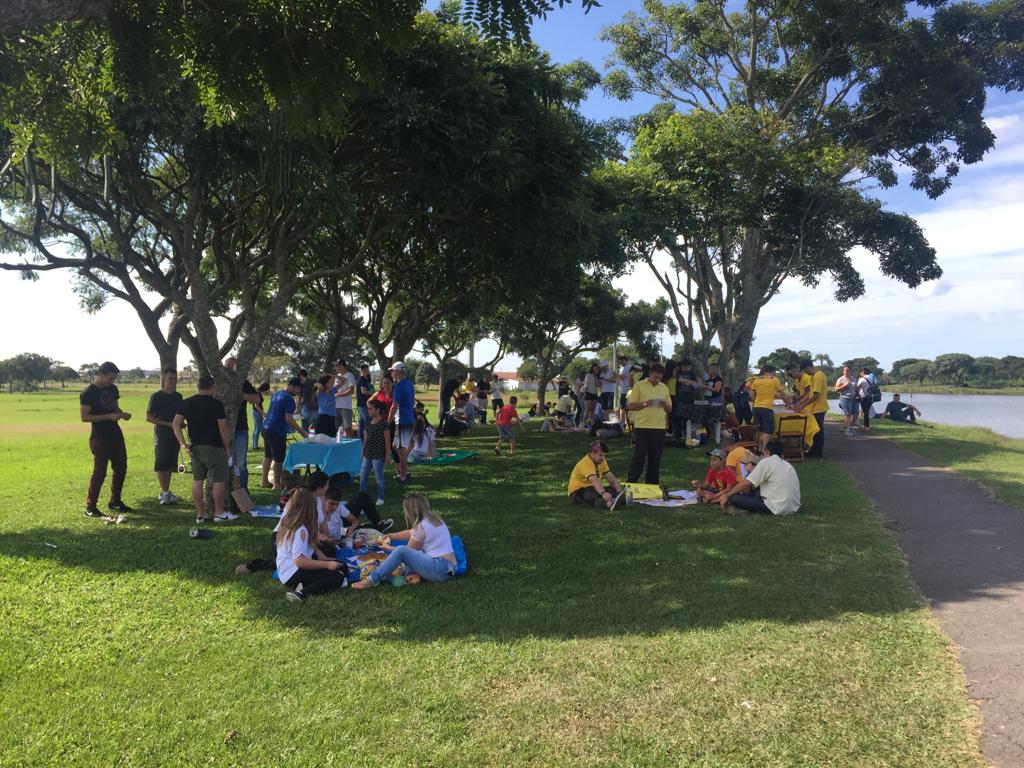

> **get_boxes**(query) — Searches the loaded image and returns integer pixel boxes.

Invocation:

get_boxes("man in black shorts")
[146,369,183,506]
[261,377,303,490]
[80,361,133,517]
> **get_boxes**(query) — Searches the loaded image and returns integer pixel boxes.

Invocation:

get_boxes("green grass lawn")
[0,391,984,767]
[870,420,1024,507]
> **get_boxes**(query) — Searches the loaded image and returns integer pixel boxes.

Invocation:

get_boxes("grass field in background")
[0,390,983,767]
[870,420,1024,507]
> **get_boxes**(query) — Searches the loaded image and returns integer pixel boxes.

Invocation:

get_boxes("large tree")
[601,0,1022,385]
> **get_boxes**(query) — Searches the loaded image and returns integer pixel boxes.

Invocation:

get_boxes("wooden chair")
[775,414,807,463]
[732,423,758,449]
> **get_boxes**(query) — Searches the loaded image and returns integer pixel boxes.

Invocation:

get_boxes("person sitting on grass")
[725,444,759,480]
[554,391,574,427]
[408,414,436,463]
[567,440,626,510]
[277,488,347,602]
[716,440,801,516]
[495,396,521,456]
[883,394,922,423]
[440,394,473,437]
[360,400,391,506]
[350,494,457,589]
[692,448,738,503]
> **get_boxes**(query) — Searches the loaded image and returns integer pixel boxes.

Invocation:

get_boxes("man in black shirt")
[439,373,466,431]
[146,369,183,506]
[173,375,234,524]
[883,394,922,423]
[80,361,133,517]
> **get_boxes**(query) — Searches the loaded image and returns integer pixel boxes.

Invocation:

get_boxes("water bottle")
[625,487,634,507]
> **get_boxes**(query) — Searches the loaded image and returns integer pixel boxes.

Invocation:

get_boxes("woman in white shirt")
[276,488,346,601]
[351,494,456,588]
[408,415,435,463]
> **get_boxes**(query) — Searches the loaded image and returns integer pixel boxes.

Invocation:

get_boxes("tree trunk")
[0,0,109,33]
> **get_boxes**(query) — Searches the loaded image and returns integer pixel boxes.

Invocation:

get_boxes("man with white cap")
[388,360,416,484]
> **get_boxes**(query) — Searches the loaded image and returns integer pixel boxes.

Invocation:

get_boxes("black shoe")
[377,518,395,534]
[84,506,103,518]
[397,474,411,484]
[108,501,135,513]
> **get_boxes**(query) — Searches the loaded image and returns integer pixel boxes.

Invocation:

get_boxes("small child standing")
[495,396,521,456]
[360,400,391,505]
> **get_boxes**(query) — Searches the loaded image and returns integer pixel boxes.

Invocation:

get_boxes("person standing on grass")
[278,488,347,602]
[351,494,456,589]
[439,373,465,431]
[360,399,392,505]
[298,369,316,433]
[495,396,522,455]
[146,369,183,506]
[795,359,828,457]
[834,365,860,436]
[625,363,672,485]
[173,375,237,524]
[224,357,261,492]
[490,373,504,420]
[261,377,303,490]
[748,365,789,452]
[567,440,626,509]
[582,363,601,425]
[599,362,616,413]
[475,374,490,425]
[716,440,800,515]
[251,382,269,450]
[333,359,356,437]
[857,367,876,432]
[356,363,373,441]
[313,374,340,436]
[389,361,415,484]
[80,361,133,518]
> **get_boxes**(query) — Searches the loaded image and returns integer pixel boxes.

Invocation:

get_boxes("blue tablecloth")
[284,438,362,477]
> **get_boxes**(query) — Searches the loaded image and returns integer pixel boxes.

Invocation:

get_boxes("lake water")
[829,393,1024,439]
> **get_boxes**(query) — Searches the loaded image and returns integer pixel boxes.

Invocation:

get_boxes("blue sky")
[1,1,1021,372]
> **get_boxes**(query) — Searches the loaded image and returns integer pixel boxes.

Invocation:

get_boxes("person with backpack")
[858,367,881,431]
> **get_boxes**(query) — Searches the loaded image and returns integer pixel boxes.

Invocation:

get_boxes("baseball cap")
[390,361,407,372]
[287,377,302,387]
[706,448,727,459]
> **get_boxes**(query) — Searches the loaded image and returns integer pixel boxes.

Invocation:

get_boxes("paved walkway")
[828,423,1024,767]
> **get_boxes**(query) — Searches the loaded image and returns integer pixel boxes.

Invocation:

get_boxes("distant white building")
[494,372,558,392]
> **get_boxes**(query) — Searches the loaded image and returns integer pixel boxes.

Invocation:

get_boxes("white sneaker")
[376,498,384,507]
[166,492,181,504]
[214,511,239,522]
[158,492,169,504]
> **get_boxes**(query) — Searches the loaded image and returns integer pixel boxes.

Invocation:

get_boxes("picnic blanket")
[250,504,283,518]
[411,450,476,466]
[637,489,699,508]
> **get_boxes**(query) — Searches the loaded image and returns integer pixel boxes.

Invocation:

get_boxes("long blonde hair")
[403,493,444,529]
[276,487,319,550]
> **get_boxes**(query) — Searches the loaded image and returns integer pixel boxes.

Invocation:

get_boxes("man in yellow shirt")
[568,440,626,509]
[795,358,829,457]
[748,365,789,452]
[625,363,672,484]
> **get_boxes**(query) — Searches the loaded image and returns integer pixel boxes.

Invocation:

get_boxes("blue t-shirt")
[318,387,338,416]
[262,389,296,435]
[393,378,415,425]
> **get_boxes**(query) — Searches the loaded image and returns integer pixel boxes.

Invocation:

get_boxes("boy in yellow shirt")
[748,365,790,452]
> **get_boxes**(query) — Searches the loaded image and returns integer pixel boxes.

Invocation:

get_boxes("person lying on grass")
[715,440,801,516]
[567,440,627,510]
[495,396,522,456]
[692,448,738,503]
[277,488,346,602]
[351,494,457,589]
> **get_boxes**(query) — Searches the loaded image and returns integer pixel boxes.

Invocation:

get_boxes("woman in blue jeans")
[351,494,456,588]
[359,400,391,504]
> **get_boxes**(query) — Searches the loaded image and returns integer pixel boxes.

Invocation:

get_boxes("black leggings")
[627,428,666,484]
[284,567,345,596]
[859,397,873,428]
[314,413,337,436]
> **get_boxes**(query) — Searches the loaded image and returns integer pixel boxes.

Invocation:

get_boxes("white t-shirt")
[413,517,454,558]
[600,368,616,394]
[275,498,324,534]
[276,524,314,584]
[619,364,635,390]
[491,379,503,398]
[856,376,871,398]
[411,427,434,455]
[326,502,350,540]
[745,455,801,515]
[334,371,356,409]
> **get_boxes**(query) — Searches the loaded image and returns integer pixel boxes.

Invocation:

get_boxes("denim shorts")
[838,396,859,416]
